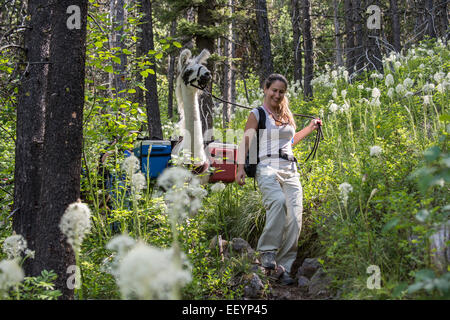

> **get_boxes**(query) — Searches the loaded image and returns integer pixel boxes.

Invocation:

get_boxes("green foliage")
[15,270,62,300]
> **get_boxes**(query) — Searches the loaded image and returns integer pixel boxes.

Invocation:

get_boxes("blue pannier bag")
[136,140,172,179]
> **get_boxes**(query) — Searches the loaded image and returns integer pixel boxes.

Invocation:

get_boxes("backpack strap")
[256,106,266,165]
[253,107,266,190]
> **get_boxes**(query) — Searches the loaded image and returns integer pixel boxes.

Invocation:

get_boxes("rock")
[243,273,264,299]
[297,258,322,279]
[297,276,310,294]
[308,268,332,297]
[230,238,255,257]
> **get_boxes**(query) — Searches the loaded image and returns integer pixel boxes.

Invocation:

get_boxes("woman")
[235,74,322,285]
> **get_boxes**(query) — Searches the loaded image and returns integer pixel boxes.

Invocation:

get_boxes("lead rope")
[189,82,324,162]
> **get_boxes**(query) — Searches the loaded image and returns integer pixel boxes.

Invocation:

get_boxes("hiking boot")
[279,271,295,286]
[260,251,277,270]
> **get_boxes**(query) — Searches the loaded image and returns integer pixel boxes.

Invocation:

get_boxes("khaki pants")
[255,165,303,273]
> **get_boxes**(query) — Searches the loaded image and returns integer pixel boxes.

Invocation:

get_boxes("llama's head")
[177,48,211,89]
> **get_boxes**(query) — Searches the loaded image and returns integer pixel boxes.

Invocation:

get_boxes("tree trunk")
[333,0,344,67]
[302,0,313,99]
[13,0,51,278]
[366,0,383,73]
[353,0,364,73]
[230,0,237,114]
[414,0,426,42]
[390,0,401,52]
[139,0,163,139]
[167,20,177,120]
[291,0,303,83]
[439,0,448,44]
[110,0,127,98]
[425,0,436,38]
[14,0,88,300]
[222,0,234,128]
[196,1,215,136]
[344,0,355,74]
[255,0,273,87]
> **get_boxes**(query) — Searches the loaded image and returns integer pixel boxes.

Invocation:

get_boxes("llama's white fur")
[173,49,211,168]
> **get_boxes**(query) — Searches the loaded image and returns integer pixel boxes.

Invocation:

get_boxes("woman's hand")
[309,118,323,131]
[235,168,246,186]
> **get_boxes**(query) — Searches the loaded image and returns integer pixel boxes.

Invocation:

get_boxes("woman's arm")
[235,112,258,185]
[292,118,322,147]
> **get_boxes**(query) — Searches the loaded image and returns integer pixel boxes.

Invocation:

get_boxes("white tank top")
[251,106,297,171]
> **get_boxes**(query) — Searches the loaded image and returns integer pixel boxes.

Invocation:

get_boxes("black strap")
[256,106,266,165]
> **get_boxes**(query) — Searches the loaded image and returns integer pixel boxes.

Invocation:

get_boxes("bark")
[353,0,364,73]
[13,0,51,277]
[414,0,426,42]
[139,0,162,139]
[222,0,234,128]
[390,0,401,52]
[366,0,383,73]
[439,0,448,43]
[291,0,303,83]
[255,0,273,87]
[344,0,355,74]
[425,0,436,38]
[302,0,313,99]
[167,20,177,120]
[14,0,88,300]
[333,0,344,67]
[196,1,215,135]
[110,0,127,97]
[230,0,237,114]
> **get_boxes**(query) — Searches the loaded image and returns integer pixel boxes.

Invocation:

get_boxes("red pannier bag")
[206,142,238,183]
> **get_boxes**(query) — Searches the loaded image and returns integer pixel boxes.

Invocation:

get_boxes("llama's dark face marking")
[182,62,211,88]
[178,49,212,89]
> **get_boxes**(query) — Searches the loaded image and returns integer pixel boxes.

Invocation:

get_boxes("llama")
[172,48,212,174]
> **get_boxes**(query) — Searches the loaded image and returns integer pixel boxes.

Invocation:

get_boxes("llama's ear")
[195,49,210,65]
[178,49,192,72]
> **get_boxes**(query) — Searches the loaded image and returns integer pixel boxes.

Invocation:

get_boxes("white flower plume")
[2,234,28,260]
[116,242,191,300]
[59,201,92,252]
[0,259,24,297]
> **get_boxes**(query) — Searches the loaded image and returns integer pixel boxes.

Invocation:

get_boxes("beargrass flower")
[433,72,444,83]
[338,182,353,207]
[371,88,381,99]
[329,103,339,113]
[387,88,394,98]
[340,101,350,113]
[210,182,226,193]
[2,234,28,260]
[332,88,337,99]
[116,242,192,300]
[0,259,24,297]
[59,201,92,252]
[106,234,136,257]
[422,83,435,93]
[131,172,146,195]
[358,84,364,90]
[370,145,382,157]
[341,89,347,99]
[343,70,349,82]
[157,167,206,220]
[370,98,381,107]
[403,78,414,89]
[331,70,338,80]
[422,95,432,105]
[385,74,394,87]
[122,155,140,176]
[395,83,406,95]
